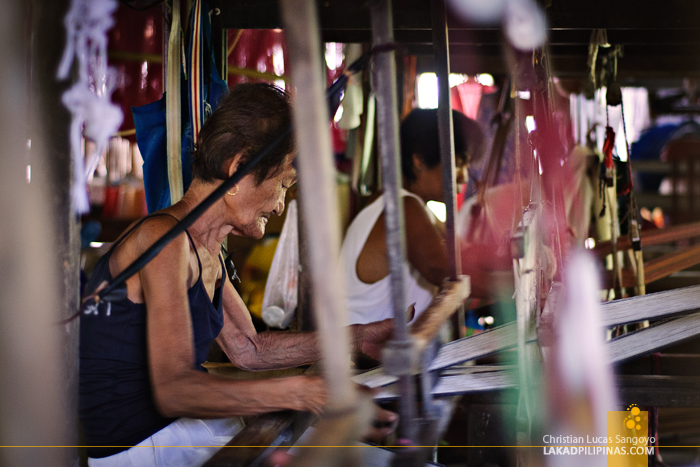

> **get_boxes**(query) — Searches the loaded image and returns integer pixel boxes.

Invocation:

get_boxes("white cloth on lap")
[88,417,244,467]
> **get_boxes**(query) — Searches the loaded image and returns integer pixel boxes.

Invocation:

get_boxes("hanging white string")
[57,0,123,214]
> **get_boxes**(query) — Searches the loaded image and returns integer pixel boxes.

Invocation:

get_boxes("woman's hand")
[351,318,393,360]
[364,404,398,443]
[289,375,327,415]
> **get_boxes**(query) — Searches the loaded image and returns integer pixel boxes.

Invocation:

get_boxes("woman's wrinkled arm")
[139,222,326,419]
[216,278,321,370]
[217,278,394,370]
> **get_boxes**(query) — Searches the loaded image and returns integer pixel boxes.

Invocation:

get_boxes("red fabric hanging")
[108,5,164,138]
[603,126,616,170]
[227,29,288,87]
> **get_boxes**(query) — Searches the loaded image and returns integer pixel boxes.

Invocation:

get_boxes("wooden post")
[32,0,81,464]
[281,0,356,414]
[0,0,77,466]
[431,0,464,340]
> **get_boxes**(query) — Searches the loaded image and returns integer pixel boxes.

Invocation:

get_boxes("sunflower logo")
[623,404,642,430]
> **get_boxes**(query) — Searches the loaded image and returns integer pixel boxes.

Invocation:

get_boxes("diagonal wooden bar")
[602,242,700,288]
[642,242,700,284]
[204,411,310,467]
[594,220,700,257]
[410,277,470,354]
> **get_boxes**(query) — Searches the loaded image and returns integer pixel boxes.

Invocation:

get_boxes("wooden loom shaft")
[204,365,320,467]
[594,220,700,257]
[204,411,303,467]
[410,276,470,354]
[603,242,700,288]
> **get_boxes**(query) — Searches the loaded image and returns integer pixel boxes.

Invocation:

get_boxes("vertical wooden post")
[0,0,76,465]
[32,0,81,464]
[296,203,315,332]
[281,0,356,413]
[370,0,418,442]
[431,0,464,339]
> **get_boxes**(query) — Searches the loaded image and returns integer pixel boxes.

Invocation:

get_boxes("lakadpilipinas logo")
[607,404,655,466]
[542,404,655,463]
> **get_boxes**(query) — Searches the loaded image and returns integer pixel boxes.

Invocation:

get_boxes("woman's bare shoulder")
[403,195,432,224]
[109,213,187,275]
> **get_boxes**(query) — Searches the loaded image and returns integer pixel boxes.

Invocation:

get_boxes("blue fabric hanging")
[133,0,228,213]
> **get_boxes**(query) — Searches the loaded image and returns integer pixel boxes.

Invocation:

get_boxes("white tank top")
[341,189,438,325]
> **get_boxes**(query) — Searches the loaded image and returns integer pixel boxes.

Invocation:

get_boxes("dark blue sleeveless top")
[79,214,225,458]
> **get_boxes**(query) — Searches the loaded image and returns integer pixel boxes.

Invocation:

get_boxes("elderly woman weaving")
[79,83,392,467]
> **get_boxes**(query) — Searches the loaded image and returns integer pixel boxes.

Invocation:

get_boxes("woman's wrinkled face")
[227,155,297,239]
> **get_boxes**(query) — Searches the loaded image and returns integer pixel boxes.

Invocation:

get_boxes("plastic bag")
[261,199,299,328]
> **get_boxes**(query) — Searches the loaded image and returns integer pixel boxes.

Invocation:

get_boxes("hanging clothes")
[133,0,228,213]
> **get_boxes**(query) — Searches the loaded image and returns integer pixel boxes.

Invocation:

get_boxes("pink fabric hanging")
[451,81,483,120]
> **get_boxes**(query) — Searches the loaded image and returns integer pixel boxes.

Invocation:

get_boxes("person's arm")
[216,277,393,370]
[404,196,512,299]
[216,278,319,370]
[137,221,326,419]
[404,195,450,286]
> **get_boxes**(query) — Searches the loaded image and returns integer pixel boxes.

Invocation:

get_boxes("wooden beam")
[416,53,700,78]
[617,375,700,408]
[213,0,700,31]
[594,221,700,257]
[322,28,700,46]
[544,0,700,30]
[602,243,700,288]
[204,411,313,467]
[213,0,700,77]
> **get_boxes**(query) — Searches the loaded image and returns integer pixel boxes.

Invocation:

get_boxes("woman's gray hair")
[192,83,294,185]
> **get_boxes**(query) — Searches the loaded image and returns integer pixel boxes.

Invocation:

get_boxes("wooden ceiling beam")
[420,53,700,78]
[213,0,700,32]
[321,28,700,46]
[211,0,700,77]
[407,43,700,58]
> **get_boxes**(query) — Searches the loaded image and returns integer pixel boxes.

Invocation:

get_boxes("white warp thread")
[58,0,123,214]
